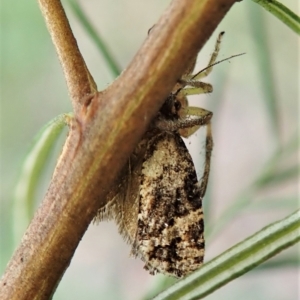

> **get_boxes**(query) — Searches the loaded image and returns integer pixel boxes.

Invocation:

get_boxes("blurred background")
[0,0,299,299]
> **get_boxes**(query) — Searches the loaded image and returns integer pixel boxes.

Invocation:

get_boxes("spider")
[153,32,225,198]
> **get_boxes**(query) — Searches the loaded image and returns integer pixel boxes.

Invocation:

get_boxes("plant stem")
[38,0,97,113]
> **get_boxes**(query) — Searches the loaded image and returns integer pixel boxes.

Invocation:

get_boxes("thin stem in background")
[66,0,121,77]
[248,4,281,145]
[13,114,71,245]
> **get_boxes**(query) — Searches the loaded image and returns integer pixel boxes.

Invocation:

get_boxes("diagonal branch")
[38,0,97,112]
[0,0,239,299]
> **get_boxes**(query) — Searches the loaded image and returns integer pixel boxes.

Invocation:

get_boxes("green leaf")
[251,0,300,34]
[248,4,281,140]
[255,255,299,270]
[13,113,71,244]
[152,210,300,300]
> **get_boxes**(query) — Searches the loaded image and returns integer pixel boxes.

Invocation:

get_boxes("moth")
[97,32,224,278]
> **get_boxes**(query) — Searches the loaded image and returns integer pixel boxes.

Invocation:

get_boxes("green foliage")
[251,0,300,34]
[12,114,71,245]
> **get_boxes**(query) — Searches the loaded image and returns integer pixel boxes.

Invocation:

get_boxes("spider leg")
[177,83,213,98]
[178,106,212,138]
[199,121,213,198]
[182,31,224,84]
[154,107,212,134]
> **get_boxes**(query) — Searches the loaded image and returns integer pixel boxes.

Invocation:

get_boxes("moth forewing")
[96,133,148,244]
[134,131,205,277]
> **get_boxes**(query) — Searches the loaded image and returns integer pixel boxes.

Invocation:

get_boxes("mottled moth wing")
[97,128,204,278]
[96,134,148,244]
[133,130,204,278]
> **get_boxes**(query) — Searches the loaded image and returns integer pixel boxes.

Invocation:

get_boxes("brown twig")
[0,0,239,299]
[37,0,97,113]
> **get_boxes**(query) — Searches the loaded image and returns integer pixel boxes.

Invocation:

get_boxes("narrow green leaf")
[13,113,72,244]
[248,196,298,211]
[253,132,299,189]
[255,255,299,270]
[248,4,281,140]
[251,0,300,34]
[66,0,121,77]
[255,164,299,188]
[152,210,300,300]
